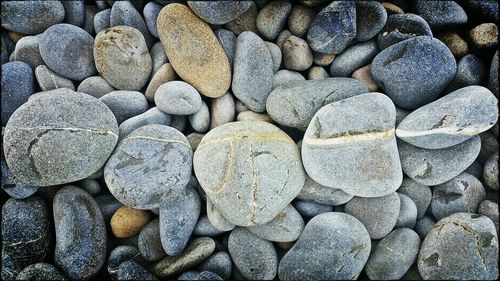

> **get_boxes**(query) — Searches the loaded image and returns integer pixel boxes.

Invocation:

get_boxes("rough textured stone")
[193,215,227,237]
[282,35,313,71]
[265,41,282,73]
[397,177,432,219]
[288,4,315,38]
[110,1,154,48]
[478,200,499,232]
[188,1,253,25]
[395,193,418,229]
[313,51,335,66]
[308,66,329,80]
[118,107,171,140]
[61,0,85,26]
[247,204,304,242]
[117,260,157,280]
[377,13,433,50]
[3,90,118,186]
[197,251,232,280]
[77,76,115,98]
[1,61,34,126]
[10,35,44,69]
[150,42,168,74]
[445,54,486,93]
[155,81,202,115]
[330,39,379,77]
[157,4,231,98]
[256,1,292,41]
[483,151,499,190]
[489,50,499,97]
[215,29,236,70]
[79,179,101,196]
[1,1,64,35]
[355,1,387,42]
[414,0,467,30]
[34,65,75,91]
[145,63,176,102]
[111,206,151,238]
[82,5,99,36]
[193,121,306,226]
[437,31,469,59]
[468,23,498,49]
[352,64,379,92]
[107,245,141,280]
[99,90,148,124]
[297,175,353,205]
[478,131,499,164]
[189,101,210,133]
[15,263,67,281]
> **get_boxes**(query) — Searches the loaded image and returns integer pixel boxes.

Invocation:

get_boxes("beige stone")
[145,63,176,102]
[352,64,379,92]
[110,206,151,238]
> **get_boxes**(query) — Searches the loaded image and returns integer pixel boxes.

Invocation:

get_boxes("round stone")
[352,64,379,92]
[39,23,96,81]
[94,9,111,34]
[329,39,379,77]
[99,91,149,124]
[224,1,259,36]
[1,61,34,126]
[296,175,354,205]
[105,124,192,209]
[445,54,486,93]
[196,251,232,281]
[308,66,330,80]
[468,23,499,49]
[154,81,203,115]
[355,1,387,42]
[478,200,499,232]
[10,35,44,69]
[414,0,467,30]
[3,90,118,186]
[117,260,157,281]
[1,1,64,35]
[282,35,313,71]
[397,177,432,219]
[111,206,151,238]
[193,121,306,226]
[265,41,282,73]
[143,1,162,38]
[246,204,304,242]
[210,92,235,129]
[256,1,293,41]
[287,4,315,38]
[193,215,227,237]
[395,193,418,229]
[107,245,141,280]
[61,0,85,27]
[15,263,67,281]
[483,151,499,190]
[188,1,253,25]
[118,107,171,140]
[377,13,433,50]
[77,76,114,98]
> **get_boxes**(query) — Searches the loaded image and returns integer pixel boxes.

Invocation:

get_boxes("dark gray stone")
[461,0,499,23]
[414,0,467,30]
[188,101,210,133]
[15,263,67,281]
[82,5,99,36]
[355,1,387,42]
[278,212,371,280]
[54,186,106,280]
[197,251,232,280]
[193,215,227,237]
[396,193,418,229]
[118,107,171,140]
[1,157,38,199]
[155,81,203,115]
[329,39,379,77]
[292,200,332,218]
[95,194,123,223]
[1,24,15,65]
[188,1,253,25]
[79,179,101,196]
[465,161,483,179]
[10,35,44,69]
[62,0,85,26]
[34,65,75,91]
[143,1,162,38]
[107,245,141,280]
[39,23,96,81]
[1,61,34,126]
[478,200,499,232]
[488,50,499,97]
[224,1,258,36]
[483,151,499,190]
[256,1,292,40]
[77,76,115,98]
[138,219,166,262]
[117,260,157,281]
[94,9,111,34]
[214,29,236,70]
[99,90,148,124]
[297,175,354,205]
[397,177,432,219]
[377,13,433,50]
[445,54,486,93]
[478,131,498,165]
[272,69,305,89]
[414,216,436,240]
[247,204,304,242]
[1,1,65,34]
[110,1,154,48]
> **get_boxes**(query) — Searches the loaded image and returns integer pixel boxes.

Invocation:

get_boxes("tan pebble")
[468,23,498,49]
[145,63,176,102]
[111,206,151,238]
[236,111,274,123]
[382,2,404,14]
[8,31,24,43]
[352,64,379,92]
[437,31,469,58]
[308,66,329,80]
[313,51,335,66]
[187,132,205,151]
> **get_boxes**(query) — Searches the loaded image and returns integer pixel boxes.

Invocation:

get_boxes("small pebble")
[377,13,433,50]
[118,107,171,140]
[282,35,313,71]
[224,1,259,35]
[196,251,232,280]
[1,61,34,126]
[437,31,470,59]
[109,1,154,48]
[414,216,436,240]
[395,193,418,229]
[111,206,151,238]
[79,179,101,196]
[247,204,304,242]
[99,90,149,124]
[256,1,292,41]
[34,65,75,91]
[297,175,354,205]
[351,64,379,92]
[188,1,253,25]
[483,151,499,190]
[292,200,332,218]
[414,0,467,30]
[193,215,227,237]
[138,219,166,262]
[313,51,335,66]
[1,1,64,35]
[155,81,203,115]
[145,63,177,102]
[189,101,210,133]
[214,29,237,69]
[15,263,67,281]
[265,41,282,72]
[143,1,162,38]
[397,177,432,219]
[10,35,44,69]
[308,66,329,80]
[117,260,157,281]
[77,76,115,98]
[210,92,235,129]
[355,1,387,42]
[468,23,498,49]
[107,245,142,280]
[273,69,305,88]
[94,8,111,34]
[478,200,499,232]
[330,39,379,77]
[287,5,315,38]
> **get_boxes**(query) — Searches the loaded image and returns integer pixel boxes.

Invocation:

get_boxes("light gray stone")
[396,193,418,229]
[247,204,304,242]
[99,90,149,124]
[297,175,354,205]
[189,101,210,133]
[155,81,202,115]
[118,107,171,140]
[77,76,114,98]
[272,69,305,89]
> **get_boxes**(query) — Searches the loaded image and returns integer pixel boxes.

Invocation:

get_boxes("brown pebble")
[277,241,295,250]
[8,31,24,43]
[145,63,177,102]
[437,31,469,58]
[111,206,151,238]
[382,2,404,14]
[313,51,335,66]
[352,64,379,92]
[187,132,205,151]
[468,23,498,49]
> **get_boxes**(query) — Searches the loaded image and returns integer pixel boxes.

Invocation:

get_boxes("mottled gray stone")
[307,0,356,54]
[272,69,305,88]
[94,9,111,34]
[193,271,223,281]
[193,121,306,226]
[282,35,313,71]
[371,36,456,110]
[118,107,171,140]
[39,24,96,81]
[297,175,354,205]
[397,177,432,219]
[94,26,152,91]
[445,54,486,93]
[79,179,101,196]
[431,173,486,220]
[265,41,282,72]
[278,212,371,280]
[15,263,67,281]
[197,251,232,280]
[288,4,315,38]
[117,260,157,281]
[292,200,333,218]
[188,1,253,25]
[256,1,292,40]
[396,193,418,229]
[110,1,154,48]
[329,39,379,77]
[1,157,38,199]
[1,1,64,34]
[345,192,401,239]
[398,135,481,186]
[77,76,115,98]
[54,186,106,280]
[414,0,467,30]
[10,36,44,69]
[266,77,367,130]
[35,65,75,91]
[143,1,162,38]
[189,101,210,133]
[224,1,258,36]
[150,43,169,75]
[215,29,236,69]
[414,216,436,240]
[61,0,85,26]
[3,90,118,186]
[104,124,192,209]
[193,215,227,237]
[107,245,141,280]
[247,204,304,242]
[489,50,499,97]
[177,271,199,281]
[206,198,235,232]
[377,13,433,50]
[478,200,499,232]
[366,228,421,280]
[228,227,278,280]
[232,31,274,112]
[1,61,34,126]
[483,151,499,190]
[302,93,402,197]
[418,212,499,280]
[155,81,203,115]
[396,86,498,149]
[355,1,387,42]
[1,196,50,280]
[138,219,165,262]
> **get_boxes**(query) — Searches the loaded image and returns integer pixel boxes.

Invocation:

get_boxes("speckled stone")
[256,1,292,41]
[397,177,432,219]
[99,90,148,124]
[418,212,499,280]
[276,29,292,49]
[39,24,96,81]
[437,31,469,59]
[110,1,154,48]
[414,216,436,240]
[77,76,115,98]
[145,63,177,102]
[377,13,433,50]
[265,41,282,73]
[143,1,162,38]
[282,35,313,71]
[297,175,354,205]
[197,251,232,280]
[478,200,499,232]
[483,151,499,190]
[193,215,227,237]
[396,86,498,149]
[157,4,231,98]
[117,260,157,281]
[189,101,210,133]
[414,0,467,30]
[111,206,151,238]
[1,157,38,199]
[155,81,203,115]
[34,65,75,91]
[15,263,67,281]
[193,121,305,226]
[228,227,278,280]
[365,228,421,280]
[105,124,192,209]
[94,26,152,91]
[478,131,499,164]
[107,245,141,280]
[177,271,200,281]
[210,92,235,129]
[465,161,483,179]
[214,29,237,70]
[1,1,64,35]
[308,66,329,80]
[61,0,84,26]
[10,35,44,69]
[118,107,171,140]
[313,51,335,66]
[3,90,118,186]
[489,50,499,97]
[395,193,418,229]
[224,1,258,35]
[266,77,367,130]
[292,200,333,218]
[193,271,223,281]
[188,1,253,25]
[278,212,371,280]
[82,5,99,36]
[1,61,34,126]
[351,64,379,92]
[431,173,486,220]
[206,199,235,232]
[79,179,101,196]
[468,23,498,49]
[355,1,387,42]
[273,69,305,88]
[398,135,481,186]
[445,54,486,93]
[54,186,106,280]
[247,204,304,242]
[94,9,111,34]
[330,39,379,77]
[95,194,123,223]
[150,42,168,74]
[170,115,188,132]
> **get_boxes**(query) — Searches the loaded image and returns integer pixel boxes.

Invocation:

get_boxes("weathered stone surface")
[1,1,64,35]
[118,107,171,140]
[296,175,353,205]
[107,245,141,280]
[414,216,436,240]
[414,0,467,30]
[329,39,379,77]
[247,204,304,242]
[355,1,387,42]
[224,1,258,35]
[188,1,253,25]
[189,101,210,133]
[206,199,235,232]
[10,35,44,69]
[272,69,305,88]
[99,90,149,124]
[34,65,75,91]
[196,251,232,280]
[483,151,499,190]
[1,157,38,199]
[282,35,313,71]
[117,260,157,281]
[210,92,235,129]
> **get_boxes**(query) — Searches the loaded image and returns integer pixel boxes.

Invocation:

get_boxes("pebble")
[273,69,305,88]
[414,0,467,30]
[247,204,304,242]
[79,179,101,196]
[256,1,292,40]
[95,194,123,223]
[61,0,85,26]
[39,23,96,81]
[330,39,379,77]
[104,124,192,209]
[187,133,205,151]
[1,61,34,126]
[478,200,499,232]
[193,271,223,281]
[160,187,201,256]
[489,50,499,97]
[287,5,315,38]
[377,13,433,50]
[34,65,75,91]
[155,81,203,115]
[53,186,106,280]
[275,29,292,49]
[157,3,231,98]
[118,107,171,140]
[396,86,498,149]
[483,151,499,190]
[365,228,421,280]
[109,1,154,48]
[3,90,118,186]
[278,212,371,280]
[351,64,379,91]
[82,5,99,35]
[107,245,142,280]
[468,23,498,49]
[154,237,216,278]
[177,271,199,281]
[372,36,456,110]
[1,196,50,280]
[170,115,188,132]
[0,1,64,35]
[1,157,38,199]
[15,262,67,281]
[355,1,387,42]
[188,1,253,25]
[145,63,177,102]
[111,206,151,238]
[206,198,235,232]
[94,26,152,91]
[414,216,436,240]
[197,251,232,280]
[398,135,481,186]
[266,77,368,130]
[313,51,335,66]
[138,219,165,262]
[228,227,278,280]
[307,66,328,80]
[282,35,313,71]
[307,0,356,54]
[94,9,111,34]
[397,177,432,219]
[193,215,227,237]
[210,92,235,129]
[224,1,259,35]
[302,93,402,197]
[189,101,211,133]
[10,35,44,69]
[445,54,486,93]
[150,42,168,74]
[396,193,418,229]
[292,200,333,217]
[214,29,237,70]
[437,31,470,59]
[297,175,354,205]
[193,121,306,226]
[265,41,282,72]
[236,111,274,123]
[232,31,274,112]
[418,212,499,280]
[431,172,486,220]
[143,1,162,38]
[117,260,157,281]
[77,76,115,98]
[478,131,499,164]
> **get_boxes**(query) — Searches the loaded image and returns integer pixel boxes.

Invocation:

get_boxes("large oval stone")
[187,1,253,25]
[1,1,64,35]
[193,121,306,226]
[157,3,231,98]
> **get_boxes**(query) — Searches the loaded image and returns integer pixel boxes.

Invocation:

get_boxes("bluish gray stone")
[54,186,106,280]
[1,157,38,199]
[62,0,85,26]
[138,219,166,262]
[99,90,148,124]
[77,76,115,98]
[297,175,354,205]
[82,5,99,36]
[445,54,486,93]
[488,50,499,97]
[94,9,111,34]
[10,35,44,69]
[177,271,199,281]
[1,1,65,35]
[118,107,171,140]
[155,81,203,115]
[110,1,154,48]
[329,39,379,77]
[107,245,141,280]
[215,29,237,70]
[414,216,436,240]
[1,61,34,126]
[395,193,418,229]
[34,65,75,91]
[478,131,498,164]
[414,0,467,30]
[150,42,168,75]
[79,179,101,196]
[371,36,456,110]
[355,1,387,42]
[465,161,483,179]
[247,204,304,242]
[461,0,499,23]
[15,263,67,281]
[307,0,356,54]
[278,212,371,280]
[193,271,223,281]
[117,260,157,281]
[188,1,253,25]
[39,24,96,81]
[1,32,14,65]
[292,200,332,218]
[397,177,432,219]
[197,251,232,280]
[266,41,282,72]
[272,69,305,89]
[188,101,210,133]
[256,1,292,40]
[377,13,433,50]
[143,1,162,38]
[483,151,499,190]
[193,215,227,237]
[206,199,235,232]
[95,194,123,223]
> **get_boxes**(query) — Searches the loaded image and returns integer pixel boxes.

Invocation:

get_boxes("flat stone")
[398,135,481,186]
[292,200,333,217]
[155,81,203,115]
[282,35,313,71]
[355,1,387,42]
[117,260,157,281]
[302,93,402,197]
[483,151,499,190]
[297,175,354,205]
[105,124,192,209]
[3,90,118,186]
[377,13,433,50]
[414,216,436,240]
[210,92,235,129]
[94,9,111,34]
[15,263,67,281]
[278,212,371,280]
[145,63,177,102]
[118,107,171,140]
[143,1,162,38]
[1,61,34,126]
[224,1,258,35]
[193,121,305,226]
[395,193,418,229]
[330,39,379,77]
[77,76,114,98]
[256,1,292,41]
[397,177,432,219]
[288,4,315,38]
[188,1,253,25]
[1,1,64,34]
[396,86,498,149]
[247,204,304,242]
[10,35,44,69]
[94,26,152,91]
[189,101,210,133]
[110,1,154,48]
[111,206,151,238]
[157,3,231,98]
[196,251,232,280]
[414,0,467,30]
